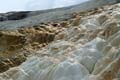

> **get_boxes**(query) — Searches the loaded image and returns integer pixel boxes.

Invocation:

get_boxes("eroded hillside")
[0,2,120,80]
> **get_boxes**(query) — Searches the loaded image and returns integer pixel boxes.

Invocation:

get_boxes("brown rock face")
[1,2,120,80]
[97,57,120,80]
[0,31,26,57]
[0,55,26,73]
[0,21,68,73]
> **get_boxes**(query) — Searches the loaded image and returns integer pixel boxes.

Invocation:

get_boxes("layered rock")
[0,23,68,73]
[0,2,120,80]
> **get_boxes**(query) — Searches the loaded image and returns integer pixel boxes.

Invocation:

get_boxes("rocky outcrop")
[0,2,120,80]
[0,0,119,30]
[0,21,70,73]
[0,11,30,21]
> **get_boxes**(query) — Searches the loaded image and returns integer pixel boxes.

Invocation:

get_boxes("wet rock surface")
[0,2,120,80]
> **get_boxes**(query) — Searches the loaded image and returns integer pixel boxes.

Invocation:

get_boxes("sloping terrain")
[0,0,118,30]
[0,0,120,80]
[0,2,120,80]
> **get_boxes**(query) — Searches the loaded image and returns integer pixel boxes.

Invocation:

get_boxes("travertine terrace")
[0,2,120,80]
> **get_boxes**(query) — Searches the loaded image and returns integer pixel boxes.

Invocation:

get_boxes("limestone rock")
[1,2,120,80]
